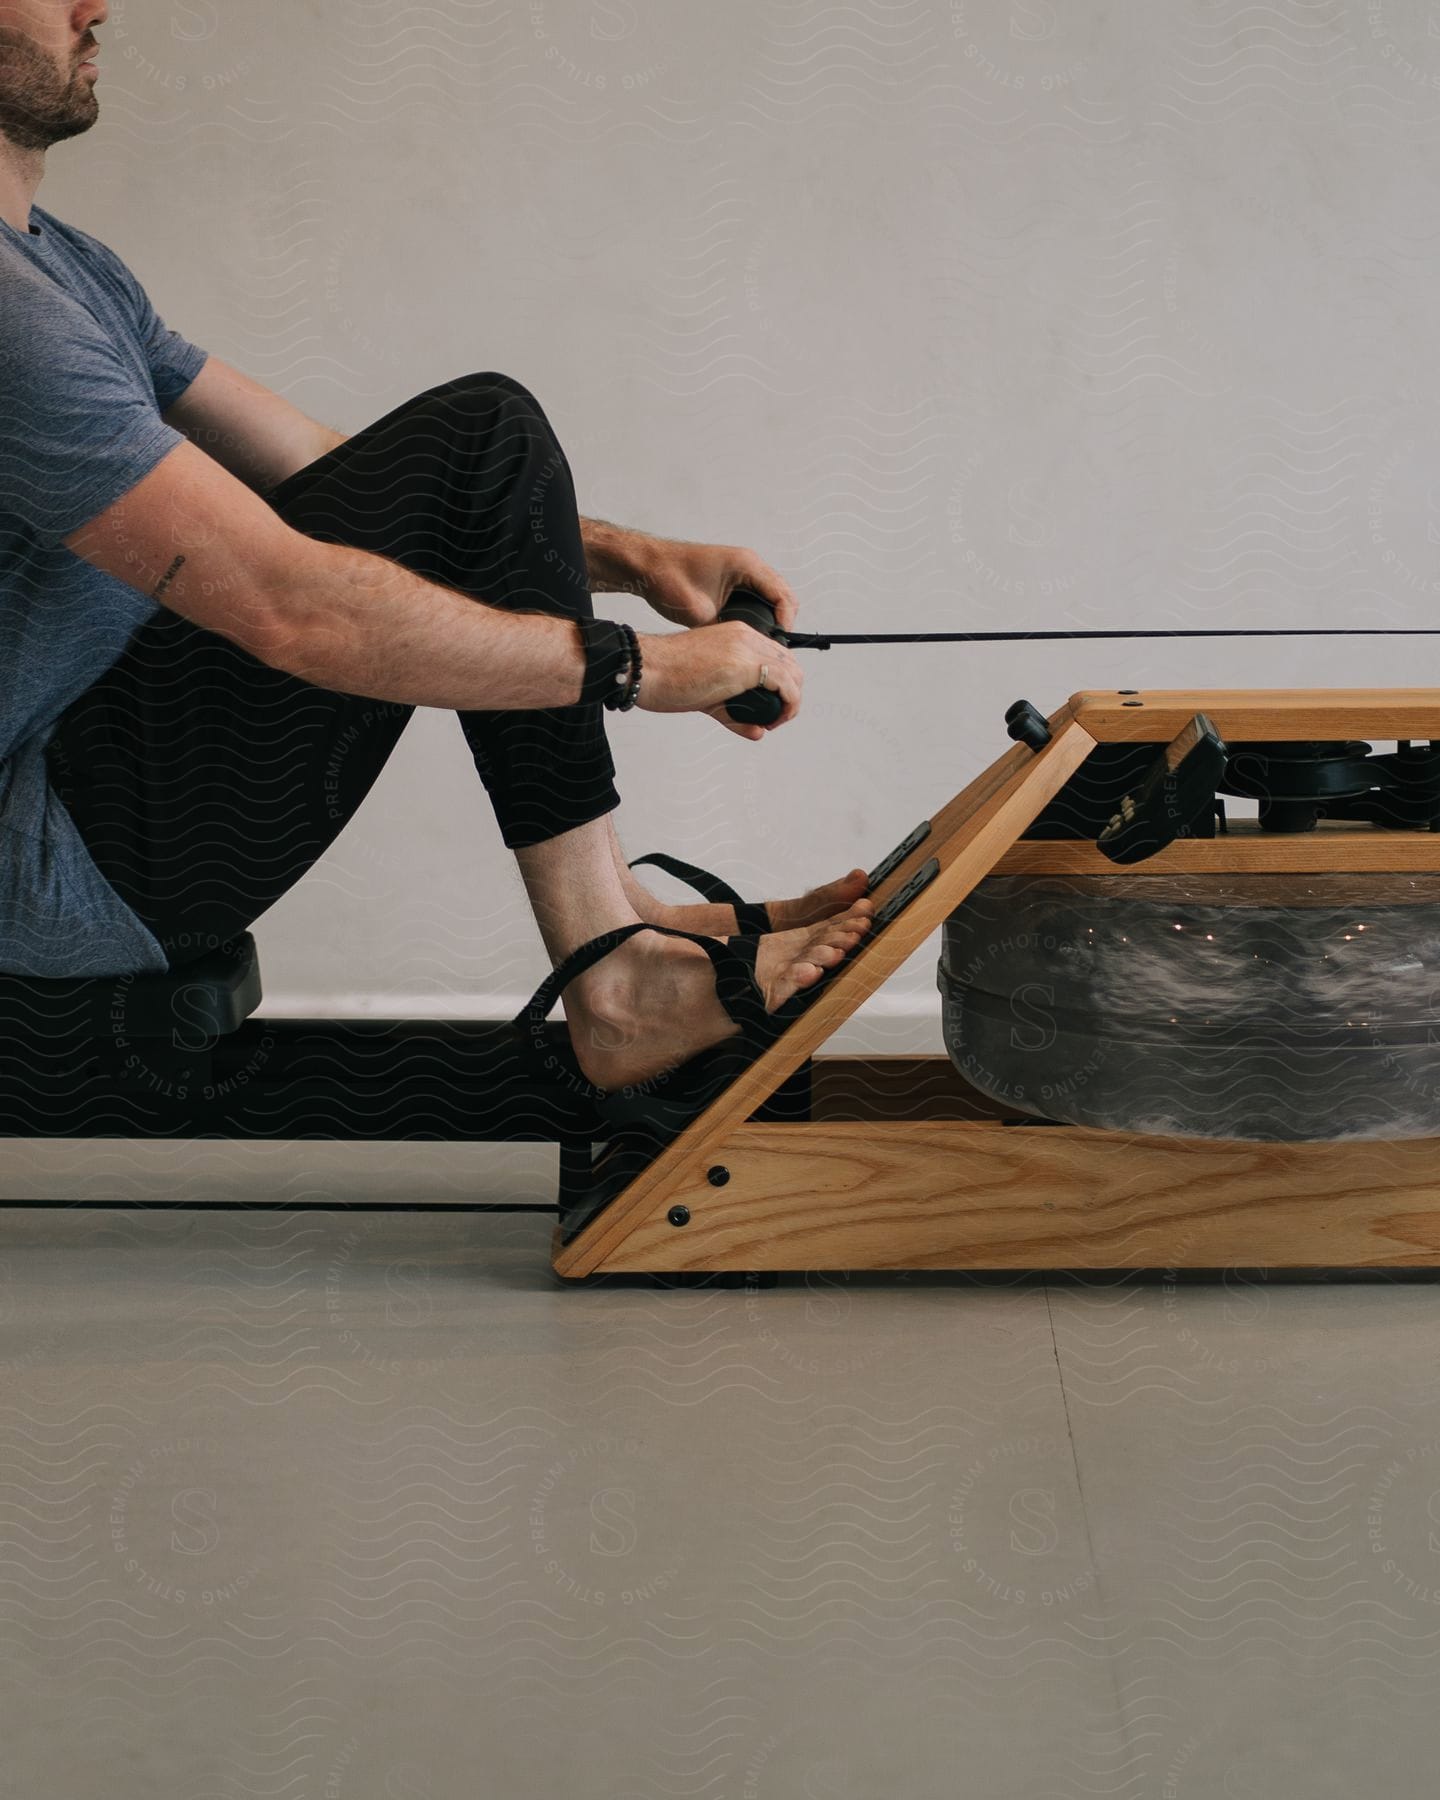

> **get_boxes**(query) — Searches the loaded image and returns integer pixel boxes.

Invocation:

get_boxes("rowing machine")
[554,685,1440,1279]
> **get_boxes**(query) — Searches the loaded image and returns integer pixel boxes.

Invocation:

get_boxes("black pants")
[44,371,622,970]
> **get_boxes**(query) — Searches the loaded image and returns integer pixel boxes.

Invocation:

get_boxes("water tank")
[937,872,1440,1141]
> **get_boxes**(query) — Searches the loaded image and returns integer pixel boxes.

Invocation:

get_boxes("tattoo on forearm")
[152,554,186,601]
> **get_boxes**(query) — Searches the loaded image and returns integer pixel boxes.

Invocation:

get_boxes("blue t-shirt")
[0,201,208,976]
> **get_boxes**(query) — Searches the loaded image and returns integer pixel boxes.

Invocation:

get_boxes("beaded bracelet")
[577,618,631,709]
[610,623,643,713]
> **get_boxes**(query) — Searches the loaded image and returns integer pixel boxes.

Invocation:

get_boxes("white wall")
[41,0,1440,1051]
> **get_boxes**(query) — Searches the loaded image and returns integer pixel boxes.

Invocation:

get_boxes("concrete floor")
[2,1140,1439,1797]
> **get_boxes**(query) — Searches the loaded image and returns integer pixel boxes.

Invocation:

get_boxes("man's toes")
[824,871,870,906]
[811,919,864,961]
[770,871,872,934]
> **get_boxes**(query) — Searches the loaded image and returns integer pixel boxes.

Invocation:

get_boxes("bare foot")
[564,905,874,1093]
[762,868,871,932]
[657,867,872,937]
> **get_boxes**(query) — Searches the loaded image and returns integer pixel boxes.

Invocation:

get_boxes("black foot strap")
[629,852,774,934]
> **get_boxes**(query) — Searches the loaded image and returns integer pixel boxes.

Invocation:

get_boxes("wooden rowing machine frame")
[553,689,1440,1280]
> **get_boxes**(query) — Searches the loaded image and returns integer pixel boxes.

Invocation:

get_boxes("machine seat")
[0,933,262,1041]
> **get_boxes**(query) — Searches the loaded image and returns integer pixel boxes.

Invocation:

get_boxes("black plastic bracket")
[867,820,931,891]
[872,856,941,930]
[1096,713,1229,865]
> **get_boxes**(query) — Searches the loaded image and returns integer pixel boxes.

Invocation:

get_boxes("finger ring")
[759,664,770,690]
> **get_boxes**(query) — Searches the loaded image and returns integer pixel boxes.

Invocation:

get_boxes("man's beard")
[0,30,97,153]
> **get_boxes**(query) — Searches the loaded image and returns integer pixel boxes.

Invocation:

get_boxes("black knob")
[1005,699,1052,752]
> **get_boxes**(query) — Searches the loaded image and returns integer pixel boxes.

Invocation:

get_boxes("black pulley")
[1221,741,1373,833]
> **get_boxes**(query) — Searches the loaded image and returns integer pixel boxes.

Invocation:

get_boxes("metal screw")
[667,1205,691,1227]
[707,1166,730,1187]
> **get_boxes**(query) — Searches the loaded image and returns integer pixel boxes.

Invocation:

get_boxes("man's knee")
[425,369,549,427]
[466,369,539,406]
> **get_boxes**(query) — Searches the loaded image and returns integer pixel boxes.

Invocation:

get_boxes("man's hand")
[638,622,804,742]
[580,519,799,633]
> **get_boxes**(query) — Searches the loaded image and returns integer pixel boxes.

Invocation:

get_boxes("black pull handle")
[717,587,785,726]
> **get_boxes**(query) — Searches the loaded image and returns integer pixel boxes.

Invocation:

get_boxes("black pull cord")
[715,587,1440,727]
[780,627,1440,648]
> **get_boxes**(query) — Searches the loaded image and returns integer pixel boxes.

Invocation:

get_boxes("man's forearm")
[580,516,655,594]
[265,537,590,711]
[214,424,349,498]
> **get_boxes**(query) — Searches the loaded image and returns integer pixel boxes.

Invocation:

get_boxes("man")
[0,0,873,1096]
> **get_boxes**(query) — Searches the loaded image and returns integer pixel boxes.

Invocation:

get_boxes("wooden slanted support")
[553,688,1440,1279]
